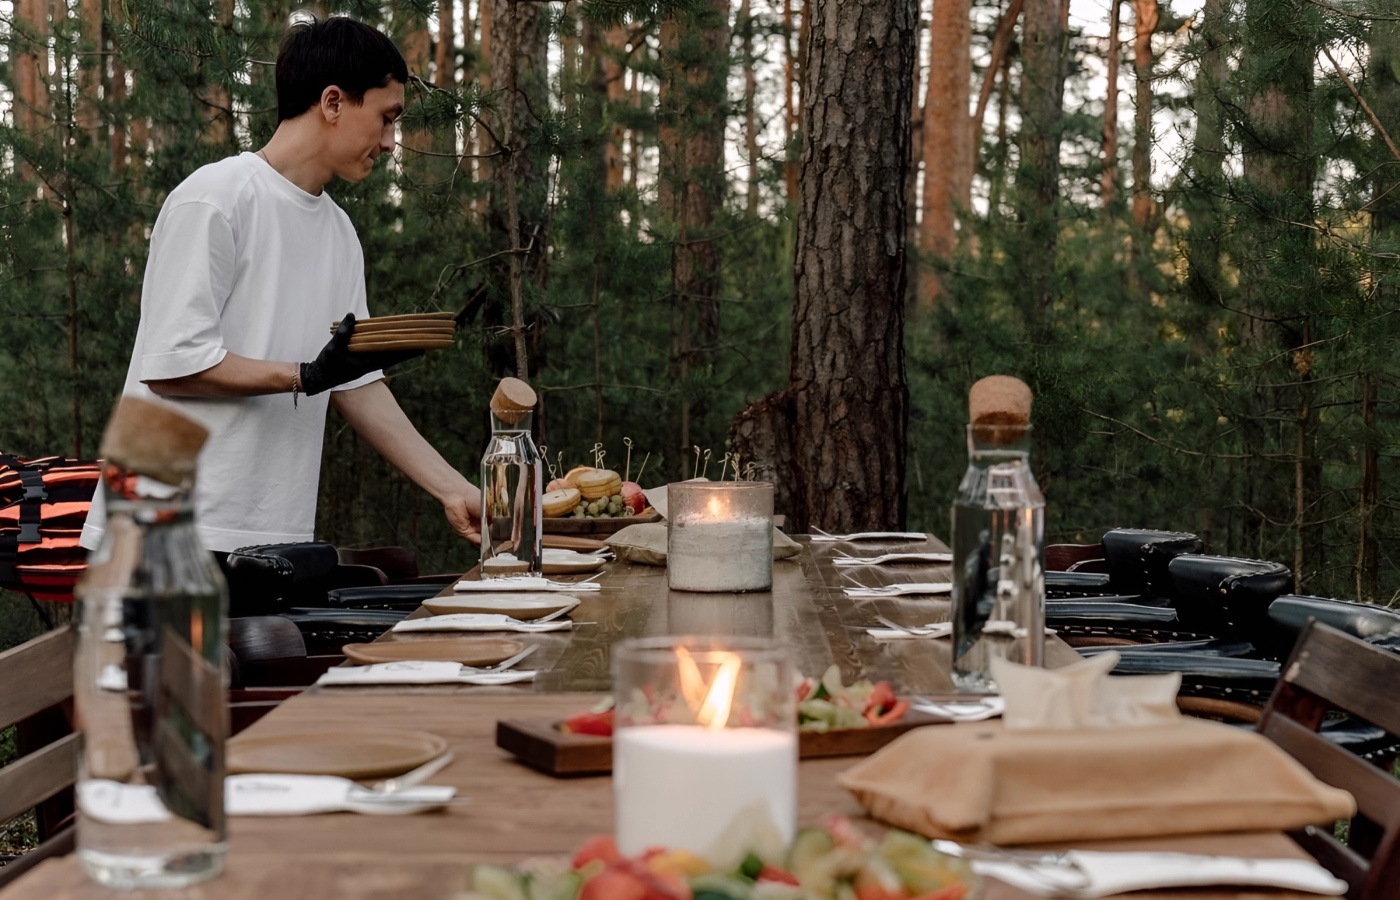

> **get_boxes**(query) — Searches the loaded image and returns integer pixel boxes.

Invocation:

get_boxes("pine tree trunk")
[1017,0,1064,317]
[658,0,730,472]
[971,0,1022,152]
[919,0,971,306]
[1184,0,1226,300]
[78,0,102,145]
[476,0,494,191]
[1101,0,1120,212]
[399,15,433,168]
[15,0,50,143]
[1130,0,1157,227]
[436,0,455,87]
[604,25,627,192]
[742,0,760,216]
[582,20,610,185]
[202,0,236,148]
[732,0,914,532]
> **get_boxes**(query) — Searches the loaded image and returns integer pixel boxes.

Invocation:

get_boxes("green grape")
[598,512,611,519]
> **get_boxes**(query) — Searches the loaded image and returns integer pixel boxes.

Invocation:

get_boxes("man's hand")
[301,313,423,396]
[331,381,483,547]
[443,491,483,546]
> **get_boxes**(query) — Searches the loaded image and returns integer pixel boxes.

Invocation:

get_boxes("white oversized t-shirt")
[81,152,383,553]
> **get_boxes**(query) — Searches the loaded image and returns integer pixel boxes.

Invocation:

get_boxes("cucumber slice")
[526,870,582,900]
[786,826,835,876]
[472,865,528,900]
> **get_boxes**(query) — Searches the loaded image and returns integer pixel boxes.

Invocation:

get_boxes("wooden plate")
[542,551,606,575]
[542,535,610,553]
[341,637,524,666]
[228,730,448,778]
[422,594,581,619]
[543,508,662,534]
[495,706,951,777]
[350,320,457,334]
[336,312,457,327]
[349,338,456,352]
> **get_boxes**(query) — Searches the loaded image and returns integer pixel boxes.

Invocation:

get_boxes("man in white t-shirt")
[82,17,481,576]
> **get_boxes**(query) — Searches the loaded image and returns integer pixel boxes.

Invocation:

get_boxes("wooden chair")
[337,546,456,586]
[227,617,342,734]
[1256,620,1400,900]
[0,626,76,888]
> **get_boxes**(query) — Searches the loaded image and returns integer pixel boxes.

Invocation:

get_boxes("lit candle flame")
[675,647,742,731]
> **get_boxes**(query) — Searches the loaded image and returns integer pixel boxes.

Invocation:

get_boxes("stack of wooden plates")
[334,312,457,352]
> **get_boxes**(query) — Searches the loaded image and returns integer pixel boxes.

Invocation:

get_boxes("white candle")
[614,724,796,857]
[668,518,773,592]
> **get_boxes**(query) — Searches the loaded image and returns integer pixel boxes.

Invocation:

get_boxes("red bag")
[0,454,100,603]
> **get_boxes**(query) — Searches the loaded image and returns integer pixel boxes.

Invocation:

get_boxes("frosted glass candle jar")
[667,482,774,592]
[612,637,796,859]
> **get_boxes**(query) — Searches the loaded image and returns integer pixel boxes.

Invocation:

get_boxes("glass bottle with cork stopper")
[479,377,543,578]
[73,397,230,888]
[950,376,1046,691]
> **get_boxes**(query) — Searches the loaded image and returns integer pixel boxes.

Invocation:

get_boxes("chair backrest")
[0,625,77,887]
[1256,620,1400,900]
[337,546,419,582]
[1045,542,1107,573]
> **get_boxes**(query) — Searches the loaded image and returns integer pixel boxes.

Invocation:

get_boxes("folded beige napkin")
[838,717,1355,845]
[606,522,800,567]
[991,652,1181,730]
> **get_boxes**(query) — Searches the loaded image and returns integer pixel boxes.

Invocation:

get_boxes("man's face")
[325,81,404,182]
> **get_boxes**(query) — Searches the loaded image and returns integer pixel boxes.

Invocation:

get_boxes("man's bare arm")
[146,353,297,398]
[331,380,482,544]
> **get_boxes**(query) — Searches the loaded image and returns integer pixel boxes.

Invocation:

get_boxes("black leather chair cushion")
[324,584,446,610]
[1168,554,1293,638]
[1101,528,1202,595]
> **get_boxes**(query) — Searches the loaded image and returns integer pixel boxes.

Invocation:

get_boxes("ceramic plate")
[227,730,448,779]
[422,593,581,619]
[340,637,524,666]
[541,550,606,575]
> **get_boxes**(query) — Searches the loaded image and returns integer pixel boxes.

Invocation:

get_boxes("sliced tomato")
[865,681,897,716]
[572,835,623,869]
[756,863,800,885]
[910,885,969,900]
[795,677,816,703]
[855,885,907,900]
[865,699,910,727]
[563,709,615,737]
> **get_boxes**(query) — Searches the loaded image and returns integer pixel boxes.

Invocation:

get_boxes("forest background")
[2,0,1400,649]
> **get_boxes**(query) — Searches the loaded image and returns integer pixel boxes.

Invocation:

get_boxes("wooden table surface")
[4,537,1321,899]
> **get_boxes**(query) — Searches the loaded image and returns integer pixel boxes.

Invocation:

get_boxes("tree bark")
[1184,0,1226,301]
[742,0,760,216]
[1017,0,1064,317]
[15,0,50,141]
[1130,0,1157,227]
[971,0,1022,152]
[477,0,495,190]
[436,0,456,87]
[78,0,103,146]
[731,0,914,532]
[1101,0,1121,212]
[919,0,971,307]
[658,0,730,473]
[604,25,628,192]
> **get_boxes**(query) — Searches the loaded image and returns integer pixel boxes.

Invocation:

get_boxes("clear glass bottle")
[479,408,543,577]
[950,424,1046,691]
[74,464,228,888]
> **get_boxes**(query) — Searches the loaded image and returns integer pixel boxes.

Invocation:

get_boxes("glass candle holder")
[612,636,796,859]
[667,482,774,592]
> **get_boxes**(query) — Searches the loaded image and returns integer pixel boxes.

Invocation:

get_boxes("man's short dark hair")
[276,17,409,123]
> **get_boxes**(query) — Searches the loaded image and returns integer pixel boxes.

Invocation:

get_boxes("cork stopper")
[98,396,209,487]
[490,377,537,425]
[969,375,1032,444]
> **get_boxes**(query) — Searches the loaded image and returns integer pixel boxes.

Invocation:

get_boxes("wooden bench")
[0,626,76,890]
[1258,620,1400,900]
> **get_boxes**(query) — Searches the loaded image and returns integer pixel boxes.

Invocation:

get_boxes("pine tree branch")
[1304,0,1400,23]
[1321,45,1400,163]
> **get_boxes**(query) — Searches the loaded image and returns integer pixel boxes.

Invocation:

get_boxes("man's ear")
[319,85,345,124]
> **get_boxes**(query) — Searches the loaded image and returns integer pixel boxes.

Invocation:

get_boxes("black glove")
[300,312,424,396]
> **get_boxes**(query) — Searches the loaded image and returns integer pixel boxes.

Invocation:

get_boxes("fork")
[874,615,947,636]
[462,644,538,673]
[363,751,456,795]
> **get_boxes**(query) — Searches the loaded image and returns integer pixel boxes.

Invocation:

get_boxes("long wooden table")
[3,537,1321,898]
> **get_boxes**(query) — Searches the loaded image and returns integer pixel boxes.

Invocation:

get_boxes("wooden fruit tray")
[541,508,662,535]
[495,706,949,777]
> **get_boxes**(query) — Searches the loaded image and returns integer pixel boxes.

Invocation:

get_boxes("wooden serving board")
[541,508,663,535]
[496,707,949,777]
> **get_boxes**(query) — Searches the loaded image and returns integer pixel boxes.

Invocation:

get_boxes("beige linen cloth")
[607,482,801,566]
[838,653,1355,845]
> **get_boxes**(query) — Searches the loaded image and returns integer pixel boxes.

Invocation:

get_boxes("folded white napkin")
[454,576,600,593]
[936,844,1347,898]
[78,780,172,824]
[393,613,573,634]
[912,697,1006,722]
[226,774,456,816]
[866,622,952,641]
[316,660,537,686]
[811,531,928,542]
[844,582,952,598]
[833,552,953,566]
[991,651,1181,730]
